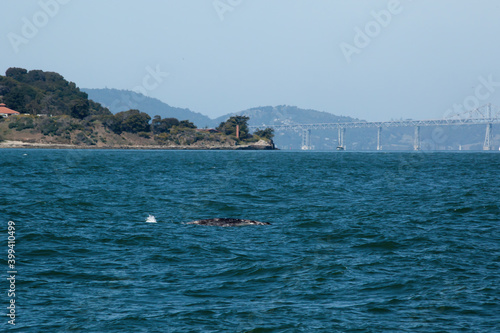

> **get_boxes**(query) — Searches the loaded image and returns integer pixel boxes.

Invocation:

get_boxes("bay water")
[1,150,499,332]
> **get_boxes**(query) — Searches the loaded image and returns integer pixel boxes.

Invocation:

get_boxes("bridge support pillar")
[483,123,492,150]
[377,126,382,151]
[414,126,421,151]
[301,129,312,150]
[337,127,345,150]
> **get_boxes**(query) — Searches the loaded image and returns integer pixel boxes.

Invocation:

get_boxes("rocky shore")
[0,139,276,150]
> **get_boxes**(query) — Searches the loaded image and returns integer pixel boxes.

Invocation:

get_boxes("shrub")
[253,127,274,140]
[8,115,35,131]
[74,132,95,145]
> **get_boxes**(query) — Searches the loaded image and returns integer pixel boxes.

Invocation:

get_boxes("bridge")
[249,104,500,151]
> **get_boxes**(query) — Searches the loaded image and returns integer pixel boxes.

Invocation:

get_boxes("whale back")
[187,218,270,227]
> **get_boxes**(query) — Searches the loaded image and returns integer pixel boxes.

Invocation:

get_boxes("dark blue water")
[1,150,499,332]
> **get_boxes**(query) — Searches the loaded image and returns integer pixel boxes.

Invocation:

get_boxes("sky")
[1,0,500,121]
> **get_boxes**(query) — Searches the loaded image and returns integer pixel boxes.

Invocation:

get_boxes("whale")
[187,218,270,227]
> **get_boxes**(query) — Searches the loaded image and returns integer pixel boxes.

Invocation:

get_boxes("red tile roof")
[0,103,20,115]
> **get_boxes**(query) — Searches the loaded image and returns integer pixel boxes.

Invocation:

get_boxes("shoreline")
[0,140,277,150]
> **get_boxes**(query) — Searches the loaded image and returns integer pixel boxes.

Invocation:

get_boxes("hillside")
[82,88,213,128]
[0,112,275,150]
[0,115,275,150]
[214,105,360,127]
[0,68,275,150]
[0,68,111,118]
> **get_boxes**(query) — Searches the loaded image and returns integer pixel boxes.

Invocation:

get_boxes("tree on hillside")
[115,109,151,133]
[152,116,180,134]
[2,85,37,114]
[26,70,47,82]
[5,68,28,82]
[88,100,111,116]
[1,68,111,117]
[152,115,161,133]
[98,114,122,134]
[179,120,196,129]
[254,127,274,140]
[216,115,250,138]
[70,99,90,119]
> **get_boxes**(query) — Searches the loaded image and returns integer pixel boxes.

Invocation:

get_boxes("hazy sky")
[2,0,500,121]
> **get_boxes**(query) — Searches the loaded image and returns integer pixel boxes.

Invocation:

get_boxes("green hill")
[0,68,275,149]
[0,68,111,118]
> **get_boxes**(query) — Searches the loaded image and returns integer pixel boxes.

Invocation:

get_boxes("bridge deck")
[249,104,500,131]
[249,118,500,131]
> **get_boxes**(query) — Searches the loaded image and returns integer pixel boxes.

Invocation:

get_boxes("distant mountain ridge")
[82,88,213,128]
[214,105,360,127]
[83,88,359,129]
